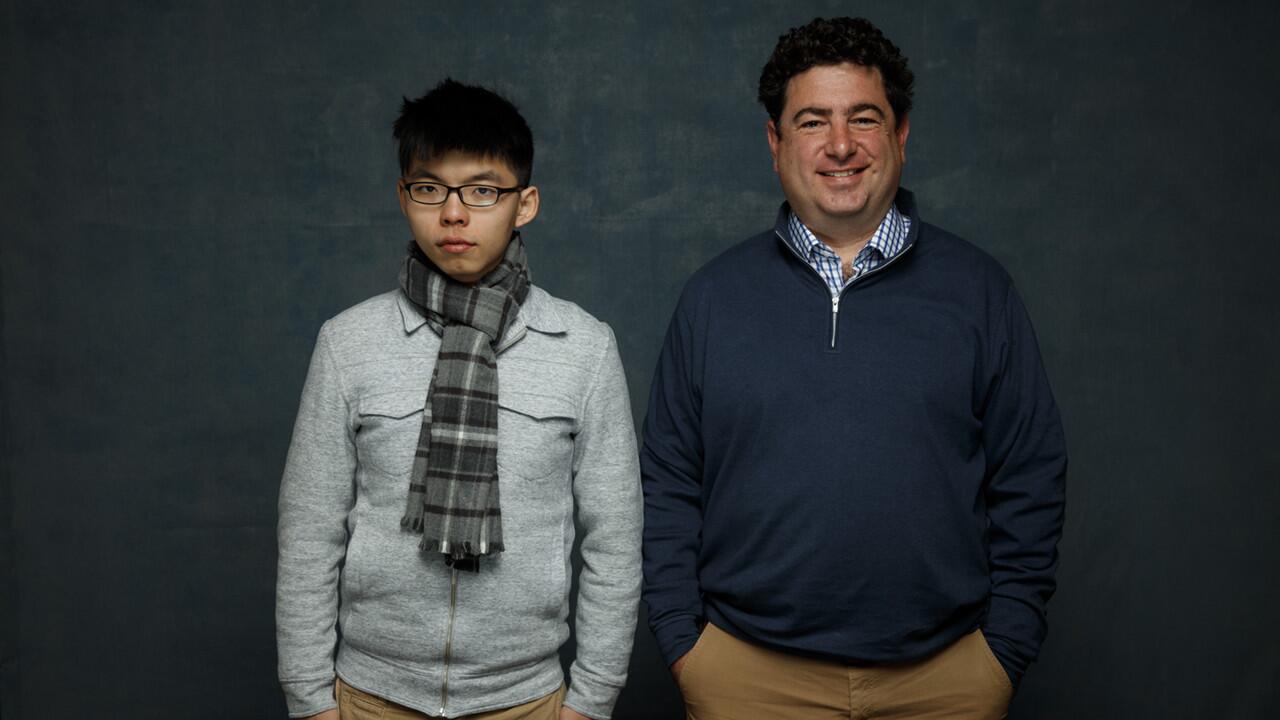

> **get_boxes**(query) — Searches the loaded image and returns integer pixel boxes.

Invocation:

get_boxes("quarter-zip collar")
[773,188,923,350]
[773,187,921,283]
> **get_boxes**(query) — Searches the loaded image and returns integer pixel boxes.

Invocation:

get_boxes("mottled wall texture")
[3,1,1278,718]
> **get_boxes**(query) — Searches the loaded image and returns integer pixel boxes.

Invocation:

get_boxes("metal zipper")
[775,229,915,350]
[829,295,840,348]
[439,567,459,716]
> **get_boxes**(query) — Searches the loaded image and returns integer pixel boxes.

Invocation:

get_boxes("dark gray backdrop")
[3,1,1278,718]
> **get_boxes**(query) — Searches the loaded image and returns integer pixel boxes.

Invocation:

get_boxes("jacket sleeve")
[562,325,643,720]
[981,284,1068,688]
[276,322,356,717]
[639,291,706,668]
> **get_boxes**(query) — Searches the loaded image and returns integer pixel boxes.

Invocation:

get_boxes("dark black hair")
[758,17,914,129]
[393,78,534,185]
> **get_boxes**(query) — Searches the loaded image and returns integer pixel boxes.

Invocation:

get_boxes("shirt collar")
[776,198,909,262]
[395,283,568,340]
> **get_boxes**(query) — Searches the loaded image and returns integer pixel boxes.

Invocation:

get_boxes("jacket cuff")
[564,676,622,720]
[653,615,702,668]
[281,676,336,718]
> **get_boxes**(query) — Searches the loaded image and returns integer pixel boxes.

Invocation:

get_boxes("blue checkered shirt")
[781,203,911,295]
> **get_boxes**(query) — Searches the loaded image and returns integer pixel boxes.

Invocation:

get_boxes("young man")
[642,17,1067,719]
[277,79,641,720]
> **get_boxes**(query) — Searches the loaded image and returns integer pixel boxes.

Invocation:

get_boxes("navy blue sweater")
[640,191,1066,686]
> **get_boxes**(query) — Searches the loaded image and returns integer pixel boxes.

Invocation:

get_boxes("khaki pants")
[336,677,566,720]
[676,624,1013,720]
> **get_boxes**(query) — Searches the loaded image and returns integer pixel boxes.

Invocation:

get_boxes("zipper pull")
[830,295,840,349]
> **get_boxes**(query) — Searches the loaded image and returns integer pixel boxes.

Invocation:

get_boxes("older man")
[641,17,1067,719]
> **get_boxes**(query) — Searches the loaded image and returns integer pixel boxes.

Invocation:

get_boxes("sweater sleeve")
[639,292,706,668]
[276,322,356,717]
[562,325,643,720]
[981,284,1068,688]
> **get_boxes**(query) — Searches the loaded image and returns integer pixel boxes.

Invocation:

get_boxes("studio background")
[3,1,1278,718]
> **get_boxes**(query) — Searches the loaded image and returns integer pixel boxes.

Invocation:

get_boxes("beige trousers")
[676,623,1013,720]
[336,677,566,720]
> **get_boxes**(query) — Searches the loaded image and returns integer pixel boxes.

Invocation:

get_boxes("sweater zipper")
[775,230,915,350]
[829,295,840,348]
[439,567,459,716]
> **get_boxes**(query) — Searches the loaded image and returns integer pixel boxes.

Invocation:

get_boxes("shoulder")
[674,229,781,311]
[690,230,779,285]
[908,221,1015,298]
[321,289,402,333]
[509,287,623,411]
[524,285,617,352]
[892,187,1014,293]
[527,285,611,333]
[916,222,1009,274]
[314,289,411,362]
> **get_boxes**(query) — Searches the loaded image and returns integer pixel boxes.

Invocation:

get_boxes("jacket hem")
[337,641,563,718]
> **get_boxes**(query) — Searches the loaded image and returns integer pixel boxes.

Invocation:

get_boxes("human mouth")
[819,168,865,178]
[438,238,475,254]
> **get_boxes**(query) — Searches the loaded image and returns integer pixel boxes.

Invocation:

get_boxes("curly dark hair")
[758,17,914,129]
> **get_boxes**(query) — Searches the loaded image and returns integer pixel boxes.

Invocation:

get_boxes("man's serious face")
[397,152,539,284]
[767,62,909,243]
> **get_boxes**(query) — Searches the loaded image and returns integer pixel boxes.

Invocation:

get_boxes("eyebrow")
[405,169,506,184]
[790,103,887,123]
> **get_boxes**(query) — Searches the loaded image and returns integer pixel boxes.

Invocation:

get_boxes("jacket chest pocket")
[355,391,425,479]
[497,390,577,482]
[356,389,577,484]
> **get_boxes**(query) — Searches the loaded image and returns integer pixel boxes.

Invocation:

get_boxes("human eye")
[798,118,825,130]
[462,185,500,204]
[851,116,882,131]
[413,182,443,200]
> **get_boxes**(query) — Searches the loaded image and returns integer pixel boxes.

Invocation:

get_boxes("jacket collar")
[395,284,568,350]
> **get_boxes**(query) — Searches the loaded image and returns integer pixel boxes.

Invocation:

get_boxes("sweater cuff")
[984,634,1024,690]
[653,615,702,668]
[984,592,1047,689]
[281,676,336,718]
[564,676,622,720]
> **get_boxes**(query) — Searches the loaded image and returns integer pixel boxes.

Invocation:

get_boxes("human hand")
[302,710,339,720]
[559,706,591,720]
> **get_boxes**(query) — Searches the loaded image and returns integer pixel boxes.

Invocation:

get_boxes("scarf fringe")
[413,536,506,557]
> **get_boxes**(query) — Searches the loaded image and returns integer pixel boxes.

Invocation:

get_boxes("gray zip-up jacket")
[277,286,642,719]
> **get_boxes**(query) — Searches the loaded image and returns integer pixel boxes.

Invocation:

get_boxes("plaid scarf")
[398,235,530,566]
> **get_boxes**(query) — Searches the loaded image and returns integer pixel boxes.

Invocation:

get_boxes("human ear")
[514,185,540,228]
[895,115,910,162]
[396,180,410,217]
[766,119,781,172]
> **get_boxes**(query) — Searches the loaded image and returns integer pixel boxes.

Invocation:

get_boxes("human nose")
[439,189,469,225]
[825,124,855,160]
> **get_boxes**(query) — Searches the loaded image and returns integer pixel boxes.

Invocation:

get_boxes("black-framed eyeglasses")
[401,181,525,208]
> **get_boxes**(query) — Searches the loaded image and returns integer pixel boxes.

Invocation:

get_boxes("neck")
[812,226,873,256]
[806,214,883,271]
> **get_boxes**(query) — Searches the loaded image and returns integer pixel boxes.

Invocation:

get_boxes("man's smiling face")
[767,62,909,244]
